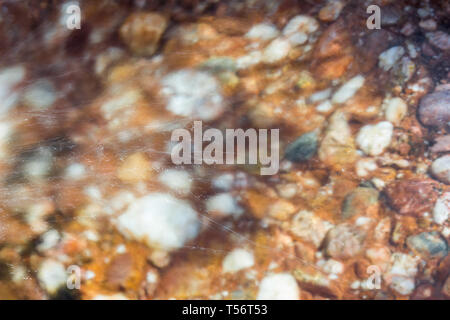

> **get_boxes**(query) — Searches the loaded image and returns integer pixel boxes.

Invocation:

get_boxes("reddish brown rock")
[105,253,134,289]
[384,179,440,216]
[418,90,450,129]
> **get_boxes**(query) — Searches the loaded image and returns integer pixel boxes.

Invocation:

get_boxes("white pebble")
[320,259,344,275]
[65,163,86,180]
[356,158,378,177]
[257,273,300,300]
[158,169,192,195]
[310,88,332,103]
[116,193,200,250]
[283,15,319,36]
[379,46,405,71]
[23,80,57,110]
[37,259,67,294]
[390,276,415,295]
[331,75,365,104]
[206,193,243,218]
[0,65,26,114]
[37,230,60,252]
[162,70,224,121]
[384,97,407,125]
[356,121,393,156]
[0,121,13,159]
[433,193,449,225]
[222,248,255,273]
[262,38,291,64]
[245,23,279,41]
[212,173,234,191]
[316,100,333,113]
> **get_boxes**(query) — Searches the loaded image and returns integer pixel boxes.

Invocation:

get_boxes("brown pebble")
[384,179,439,216]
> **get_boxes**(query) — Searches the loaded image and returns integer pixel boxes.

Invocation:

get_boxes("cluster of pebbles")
[0,0,449,300]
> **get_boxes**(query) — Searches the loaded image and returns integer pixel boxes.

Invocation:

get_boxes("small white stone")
[115,244,127,254]
[356,158,378,177]
[379,46,405,71]
[84,185,102,200]
[310,88,332,103]
[146,270,158,283]
[290,210,333,248]
[65,163,86,180]
[222,248,255,273]
[236,51,262,69]
[206,193,243,218]
[316,100,333,113]
[212,173,234,191]
[245,23,279,41]
[162,70,224,121]
[287,32,308,46]
[384,97,407,125]
[23,147,53,180]
[0,121,13,159]
[262,38,291,64]
[331,75,365,104]
[390,276,415,295]
[350,280,360,289]
[23,80,57,110]
[158,169,192,195]
[0,65,26,114]
[12,266,28,283]
[283,15,319,36]
[257,273,300,300]
[320,259,344,274]
[85,270,96,280]
[433,193,449,225]
[116,193,200,250]
[37,259,67,294]
[387,253,419,278]
[37,230,60,252]
[356,122,393,156]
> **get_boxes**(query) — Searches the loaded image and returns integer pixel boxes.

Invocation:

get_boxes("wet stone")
[342,187,379,220]
[324,224,366,259]
[385,179,439,216]
[418,90,450,129]
[430,155,450,185]
[406,232,448,259]
[284,131,318,163]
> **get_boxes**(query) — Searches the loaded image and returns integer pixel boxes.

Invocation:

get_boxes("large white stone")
[37,259,67,294]
[116,193,200,250]
[356,121,393,156]
[257,273,300,300]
